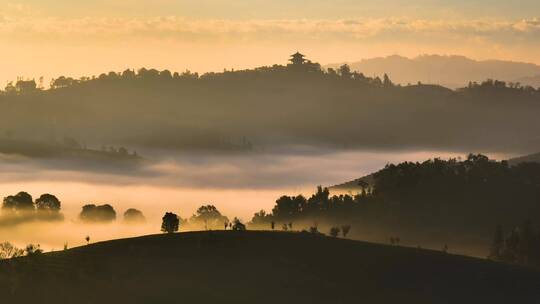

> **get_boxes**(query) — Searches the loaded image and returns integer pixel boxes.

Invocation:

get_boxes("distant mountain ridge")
[326,55,540,89]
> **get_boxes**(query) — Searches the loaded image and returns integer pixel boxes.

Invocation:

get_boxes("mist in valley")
[0,148,482,252]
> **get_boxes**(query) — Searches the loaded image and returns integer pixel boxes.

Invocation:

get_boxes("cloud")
[0,14,539,46]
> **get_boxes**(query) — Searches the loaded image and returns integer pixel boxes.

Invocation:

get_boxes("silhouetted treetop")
[161,212,180,233]
[2,192,34,211]
[190,205,229,229]
[35,194,61,212]
[123,208,146,223]
[79,204,117,223]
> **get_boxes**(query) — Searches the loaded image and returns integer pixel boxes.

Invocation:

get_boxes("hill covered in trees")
[1,54,540,154]
[1,231,539,304]
[252,154,540,256]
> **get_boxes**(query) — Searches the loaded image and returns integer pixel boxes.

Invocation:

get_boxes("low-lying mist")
[0,148,509,253]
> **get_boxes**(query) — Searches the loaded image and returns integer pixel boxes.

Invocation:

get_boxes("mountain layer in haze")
[2,58,540,155]
[327,55,540,89]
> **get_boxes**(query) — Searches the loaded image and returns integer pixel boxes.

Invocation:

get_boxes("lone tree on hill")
[161,212,180,233]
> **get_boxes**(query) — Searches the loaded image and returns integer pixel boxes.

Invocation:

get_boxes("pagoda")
[289,52,306,65]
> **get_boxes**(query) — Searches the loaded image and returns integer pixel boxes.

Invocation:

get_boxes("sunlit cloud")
[0,13,539,45]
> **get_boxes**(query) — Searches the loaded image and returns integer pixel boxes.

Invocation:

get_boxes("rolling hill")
[1,231,539,304]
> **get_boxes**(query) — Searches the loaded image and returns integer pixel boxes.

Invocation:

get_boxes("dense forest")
[251,154,540,256]
[1,53,539,153]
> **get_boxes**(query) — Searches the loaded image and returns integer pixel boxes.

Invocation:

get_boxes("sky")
[0,0,539,85]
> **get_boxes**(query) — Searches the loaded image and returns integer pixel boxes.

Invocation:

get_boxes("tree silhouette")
[25,244,42,256]
[161,212,180,233]
[123,208,146,223]
[489,225,504,260]
[232,218,246,231]
[79,204,116,223]
[2,192,34,211]
[190,205,228,229]
[330,227,340,238]
[0,242,24,259]
[341,225,351,237]
[35,194,61,212]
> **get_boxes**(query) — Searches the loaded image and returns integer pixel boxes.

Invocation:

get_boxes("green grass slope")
[1,231,539,304]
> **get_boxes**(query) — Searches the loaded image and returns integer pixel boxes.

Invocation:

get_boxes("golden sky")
[1,1,539,84]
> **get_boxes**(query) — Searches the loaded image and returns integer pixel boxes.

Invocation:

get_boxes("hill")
[329,174,374,193]
[1,59,540,153]
[326,55,540,89]
[1,231,539,304]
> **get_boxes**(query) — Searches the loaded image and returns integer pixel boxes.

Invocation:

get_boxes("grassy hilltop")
[0,231,539,304]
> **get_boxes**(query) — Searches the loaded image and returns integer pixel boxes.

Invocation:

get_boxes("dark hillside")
[1,62,540,153]
[1,231,539,304]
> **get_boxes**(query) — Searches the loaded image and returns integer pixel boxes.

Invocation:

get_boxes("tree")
[2,192,34,211]
[35,194,61,212]
[79,204,117,223]
[341,225,351,237]
[232,218,246,231]
[357,180,369,195]
[250,210,270,226]
[123,208,146,223]
[339,64,352,79]
[489,225,504,260]
[161,212,180,233]
[25,244,43,256]
[85,236,90,245]
[190,205,228,229]
[0,242,24,259]
[330,227,340,237]
[15,79,37,93]
[383,73,394,87]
